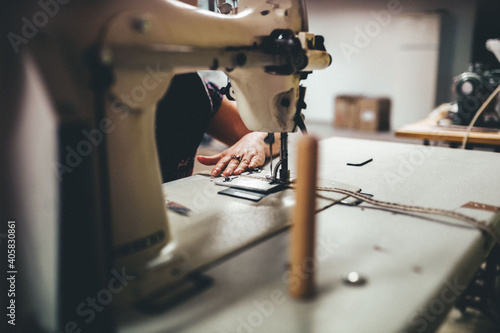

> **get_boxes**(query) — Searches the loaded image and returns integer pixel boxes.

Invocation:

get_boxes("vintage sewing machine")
[2,0,330,331]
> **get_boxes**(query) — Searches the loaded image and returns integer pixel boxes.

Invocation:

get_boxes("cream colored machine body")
[1,1,330,331]
[101,0,330,271]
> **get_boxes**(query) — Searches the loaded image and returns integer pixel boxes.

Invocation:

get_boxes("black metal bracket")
[456,244,500,324]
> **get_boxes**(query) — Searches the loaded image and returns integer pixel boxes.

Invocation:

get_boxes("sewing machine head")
[103,0,331,132]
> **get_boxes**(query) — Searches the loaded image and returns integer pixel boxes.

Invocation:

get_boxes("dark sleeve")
[202,78,223,114]
[155,73,223,182]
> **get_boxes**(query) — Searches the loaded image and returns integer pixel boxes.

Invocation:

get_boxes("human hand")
[197,132,270,177]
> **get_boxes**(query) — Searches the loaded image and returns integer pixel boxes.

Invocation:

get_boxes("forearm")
[205,98,250,146]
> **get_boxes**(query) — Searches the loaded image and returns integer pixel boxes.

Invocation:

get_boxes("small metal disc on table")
[343,272,367,286]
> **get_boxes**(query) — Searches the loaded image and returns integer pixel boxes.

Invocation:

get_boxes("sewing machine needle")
[265,133,274,179]
[269,143,273,177]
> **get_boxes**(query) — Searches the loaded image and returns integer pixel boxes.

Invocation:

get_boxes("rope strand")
[311,186,500,244]
[195,171,500,244]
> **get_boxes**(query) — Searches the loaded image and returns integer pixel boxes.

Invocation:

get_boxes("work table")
[118,137,500,333]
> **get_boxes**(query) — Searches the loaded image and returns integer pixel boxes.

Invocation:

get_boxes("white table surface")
[119,137,500,333]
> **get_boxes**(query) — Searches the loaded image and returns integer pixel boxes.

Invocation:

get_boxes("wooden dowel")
[289,135,318,299]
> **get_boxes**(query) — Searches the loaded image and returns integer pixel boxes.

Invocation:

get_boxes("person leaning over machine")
[155,72,279,182]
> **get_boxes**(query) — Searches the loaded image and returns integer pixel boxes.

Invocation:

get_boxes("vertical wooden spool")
[289,135,318,299]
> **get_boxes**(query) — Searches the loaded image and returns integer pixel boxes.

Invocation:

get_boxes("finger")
[211,154,235,176]
[233,157,250,175]
[222,158,241,177]
[197,153,223,166]
[248,153,265,170]
[233,152,257,175]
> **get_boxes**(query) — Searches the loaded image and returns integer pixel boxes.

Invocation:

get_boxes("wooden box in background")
[357,97,391,131]
[333,95,361,129]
